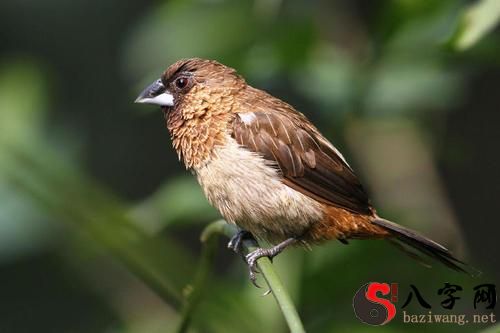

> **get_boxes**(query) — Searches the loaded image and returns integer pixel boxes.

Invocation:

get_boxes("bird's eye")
[175,77,188,89]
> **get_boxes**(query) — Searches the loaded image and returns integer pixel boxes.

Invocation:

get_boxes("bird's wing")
[232,110,373,215]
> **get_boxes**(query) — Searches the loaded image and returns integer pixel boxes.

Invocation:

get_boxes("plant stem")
[1,143,193,307]
[186,220,306,333]
[175,220,222,333]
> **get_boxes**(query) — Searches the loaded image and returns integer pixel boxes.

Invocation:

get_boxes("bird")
[135,58,472,285]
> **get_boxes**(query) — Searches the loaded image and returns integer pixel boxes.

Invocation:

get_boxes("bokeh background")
[0,0,499,332]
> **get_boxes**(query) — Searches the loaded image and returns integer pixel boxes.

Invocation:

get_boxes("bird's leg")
[245,237,297,287]
[227,229,254,257]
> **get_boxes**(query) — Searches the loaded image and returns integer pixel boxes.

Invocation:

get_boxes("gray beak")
[135,79,174,106]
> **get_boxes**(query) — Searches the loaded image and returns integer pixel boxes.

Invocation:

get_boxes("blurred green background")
[0,0,499,332]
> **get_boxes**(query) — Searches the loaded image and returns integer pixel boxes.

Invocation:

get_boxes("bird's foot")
[245,238,297,288]
[227,229,253,257]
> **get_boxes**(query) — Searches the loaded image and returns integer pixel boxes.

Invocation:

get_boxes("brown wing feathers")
[232,110,373,215]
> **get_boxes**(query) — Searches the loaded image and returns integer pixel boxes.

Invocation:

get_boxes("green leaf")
[122,0,255,81]
[481,323,500,333]
[0,59,48,144]
[363,60,462,117]
[452,0,500,50]
[0,60,55,262]
[131,176,217,232]
[0,141,195,306]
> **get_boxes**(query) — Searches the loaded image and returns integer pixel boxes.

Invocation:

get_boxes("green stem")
[1,144,192,307]
[3,142,306,333]
[175,220,222,333]
[180,220,306,333]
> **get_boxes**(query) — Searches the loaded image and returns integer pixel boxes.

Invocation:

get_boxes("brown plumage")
[136,58,472,283]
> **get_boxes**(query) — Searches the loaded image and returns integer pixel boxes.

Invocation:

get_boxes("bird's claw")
[249,269,261,288]
[227,230,252,255]
[230,236,296,287]
[242,238,298,287]
[246,252,260,287]
[245,247,273,288]
[227,235,240,252]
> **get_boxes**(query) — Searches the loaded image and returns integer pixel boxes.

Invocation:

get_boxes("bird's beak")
[134,79,174,107]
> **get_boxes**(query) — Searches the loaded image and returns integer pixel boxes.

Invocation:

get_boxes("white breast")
[194,136,324,243]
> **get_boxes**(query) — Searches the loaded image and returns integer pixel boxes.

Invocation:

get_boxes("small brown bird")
[136,58,470,284]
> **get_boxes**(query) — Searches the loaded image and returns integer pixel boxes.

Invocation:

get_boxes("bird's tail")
[372,218,479,276]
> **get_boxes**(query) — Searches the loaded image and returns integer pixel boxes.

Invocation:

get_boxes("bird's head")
[135,58,245,116]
